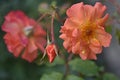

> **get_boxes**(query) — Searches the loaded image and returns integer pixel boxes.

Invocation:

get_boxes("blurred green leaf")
[103,73,119,80]
[51,1,57,8]
[69,58,98,76]
[116,29,120,44]
[66,74,84,80]
[40,72,63,80]
[98,66,104,72]
[105,26,112,33]
[38,2,51,14]
[46,56,65,67]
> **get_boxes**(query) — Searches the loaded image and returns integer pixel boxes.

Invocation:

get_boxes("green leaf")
[116,29,120,44]
[46,56,65,67]
[98,66,104,72]
[69,58,98,76]
[66,75,84,80]
[38,2,52,14]
[103,73,119,80]
[40,72,63,80]
[105,26,112,33]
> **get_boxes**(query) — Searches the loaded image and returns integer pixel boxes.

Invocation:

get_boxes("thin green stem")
[34,13,49,27]
[51,12,55,43]
[60,53,73,79]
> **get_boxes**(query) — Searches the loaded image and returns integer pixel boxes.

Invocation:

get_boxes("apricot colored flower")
[60,2,112,60]
[2,11,46,62]
[46,44,57,63]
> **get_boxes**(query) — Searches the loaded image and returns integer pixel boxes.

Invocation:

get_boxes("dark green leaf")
[103,73,119,80]
[46,56,65,67]
[66,74,84,80]
[105,26,112,33]
[69,58,98,76]
[116,29,120,44]
[40,72,63,80]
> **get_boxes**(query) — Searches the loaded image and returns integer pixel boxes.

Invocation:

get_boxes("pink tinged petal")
[2,11,30,34]
[29,18,46,39]
[72,42,80,53]
[36,37,46,47]
[97,14,109,26]
[2,22,20,34]
[19,33,29,46]
[59,26,68,35]
[98,33,112,47]
[66,2,85,21]
[33,24,46,37]
[79,52,88,60]
[4,33,21,53]
[87,52,97,60]
[72,28,79,37]
[27,38,38,53]
[7,10,30,26]
[3,34,13,53]
[89,44,102,54]
[84,5,95,21]
[36,42,45,53]
[60,26,72,35]
[89,38,102,54]
[67,47,72,53]
[79,48,89,60]
[90,38,101,47]
[59,26,65,33]
[59,34,67,40]
[64,18,80,29]
[13,45,24,57]
[96,28,112,47]
[63,39,70,49]
[22,49,37,62]
[35,37,46,52]
[63,39,72,52]
[94,2,107,18]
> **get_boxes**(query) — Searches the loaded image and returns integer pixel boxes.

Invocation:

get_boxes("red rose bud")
[46,44,57,63]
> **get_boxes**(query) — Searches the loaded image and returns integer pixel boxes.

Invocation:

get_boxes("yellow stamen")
[81,50,85,54]
[79,21,97,45]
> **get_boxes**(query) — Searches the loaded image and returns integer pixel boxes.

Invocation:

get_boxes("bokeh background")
[0,0,120,80]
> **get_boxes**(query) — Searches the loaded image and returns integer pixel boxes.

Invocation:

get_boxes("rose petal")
[59,34,67,40]
[94,2,107,18]
[72,42,80,53]
[89,44,102,54]
[66,2,85,21]
[96,28,112,47]
[22,49,37,62]
[90,38,101,47]
[87,51,97,60]
[79,48,89,60]
[72,28,79,37]
[27,38,37,53]
[97,14,109,26]
[84,5,95,21]
[13,45,24,57]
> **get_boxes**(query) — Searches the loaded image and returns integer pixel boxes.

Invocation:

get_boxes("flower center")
[23,26,33,36]
[80,21,97,43]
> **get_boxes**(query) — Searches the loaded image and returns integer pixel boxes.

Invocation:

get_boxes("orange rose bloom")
[2,11,46,62]
[60,2,112,60]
